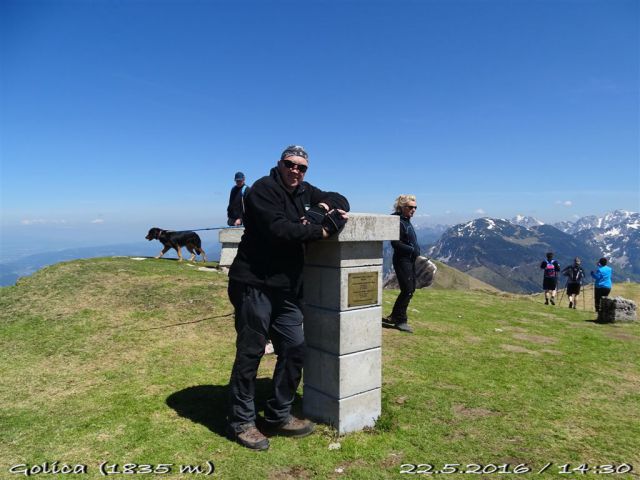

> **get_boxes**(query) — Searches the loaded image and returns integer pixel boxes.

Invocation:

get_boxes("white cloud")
[20,219,67,225]
[555,200,573,207]
[475,208,486,214]
[91,219,105,224]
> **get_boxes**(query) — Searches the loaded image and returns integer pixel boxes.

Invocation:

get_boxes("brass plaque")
[348,272,379,307]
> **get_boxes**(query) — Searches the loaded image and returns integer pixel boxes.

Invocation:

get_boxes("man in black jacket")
[384,194,420,333]
[226,145,349,450]
[227,171,249,226]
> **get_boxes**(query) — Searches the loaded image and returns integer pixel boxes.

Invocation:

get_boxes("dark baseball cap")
[234,172,245,180]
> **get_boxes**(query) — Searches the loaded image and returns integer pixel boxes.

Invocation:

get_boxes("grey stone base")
[303,385,381,434]
[218,228,244,268]
[304,347,381,398]
[303,305,381,355]
[597,296,637,323]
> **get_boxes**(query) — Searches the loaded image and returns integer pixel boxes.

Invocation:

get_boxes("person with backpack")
[540,252,560,305]
[561,257,585,309]
[227,171,250,226]
[591,257,613,312]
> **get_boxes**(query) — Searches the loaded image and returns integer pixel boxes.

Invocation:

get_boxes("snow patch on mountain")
[567,210,639,273]
[429,211,640,292]
[510,215,544,228]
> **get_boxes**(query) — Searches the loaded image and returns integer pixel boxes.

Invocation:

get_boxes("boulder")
[597,296,637,323]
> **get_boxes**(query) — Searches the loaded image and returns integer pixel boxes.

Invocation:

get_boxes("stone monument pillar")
[302,213,399,434]
[218,227,244,268]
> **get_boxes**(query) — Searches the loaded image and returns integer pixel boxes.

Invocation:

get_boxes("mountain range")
[3,210,637,293]
[555,210,640,278]
[518,210,640,279]
[426,210,639,293]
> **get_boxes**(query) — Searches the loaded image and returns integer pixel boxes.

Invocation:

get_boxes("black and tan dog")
[145,227,207,262]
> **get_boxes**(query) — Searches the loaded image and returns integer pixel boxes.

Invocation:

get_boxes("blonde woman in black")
[384,194,419,333]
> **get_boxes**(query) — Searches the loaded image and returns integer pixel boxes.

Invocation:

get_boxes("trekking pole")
[558,278,566,306]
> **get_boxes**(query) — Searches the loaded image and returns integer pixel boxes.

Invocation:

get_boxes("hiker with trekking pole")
[540,252,560,305]
[561,257,585,309]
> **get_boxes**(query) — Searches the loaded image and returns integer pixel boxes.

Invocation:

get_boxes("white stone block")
[303,305,381,355]
[219,246,238,267]
[303,386,381,434]
[305,241,382,268]
[304,347,381,398]
[218,228,244,267]
[303,265,382,311]
[218,227,244,243]
[329,213,399,243]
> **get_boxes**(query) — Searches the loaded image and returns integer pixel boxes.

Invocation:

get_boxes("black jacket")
[391,213,420,262]
[227,184,249,221]
[229,167,349,294]
[562,264,585,284]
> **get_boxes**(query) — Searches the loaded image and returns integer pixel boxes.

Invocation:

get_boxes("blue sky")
[1,0,638,253]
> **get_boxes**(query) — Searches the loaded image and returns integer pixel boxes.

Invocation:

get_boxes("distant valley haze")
[2,209,637,291]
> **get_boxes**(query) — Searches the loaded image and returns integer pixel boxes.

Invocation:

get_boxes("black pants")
[227,280,305,431]
[391,257,416,323]
[594,287,611,312]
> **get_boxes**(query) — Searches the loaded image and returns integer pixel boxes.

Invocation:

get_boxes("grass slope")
[430,260,499,292]
[1,257,639,479]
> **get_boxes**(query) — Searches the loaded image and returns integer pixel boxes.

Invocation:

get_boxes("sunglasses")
[282,159,308,173]
[405,205,417,210]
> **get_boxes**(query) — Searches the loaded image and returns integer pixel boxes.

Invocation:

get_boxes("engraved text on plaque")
[348,272,378,307]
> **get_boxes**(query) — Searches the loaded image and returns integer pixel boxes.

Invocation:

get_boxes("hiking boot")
[382,316,398,329]
[573,304,577,309]
[545,299,549,305]
[267,416,315,438]
[395,322,414,333]
[227,423,269,450]
[550,298,555,305]
[569,302,573,308]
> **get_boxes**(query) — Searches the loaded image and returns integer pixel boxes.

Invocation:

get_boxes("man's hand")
[305,204,328,225]
[322,209,349,237]
[233,218,243,226]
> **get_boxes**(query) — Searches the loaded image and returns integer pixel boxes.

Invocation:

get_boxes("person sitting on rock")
[591,257,612,312]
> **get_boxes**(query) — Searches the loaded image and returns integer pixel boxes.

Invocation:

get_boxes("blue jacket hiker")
[591,258,613,312]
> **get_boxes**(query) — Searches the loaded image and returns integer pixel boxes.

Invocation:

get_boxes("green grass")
[1,257,639,479]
